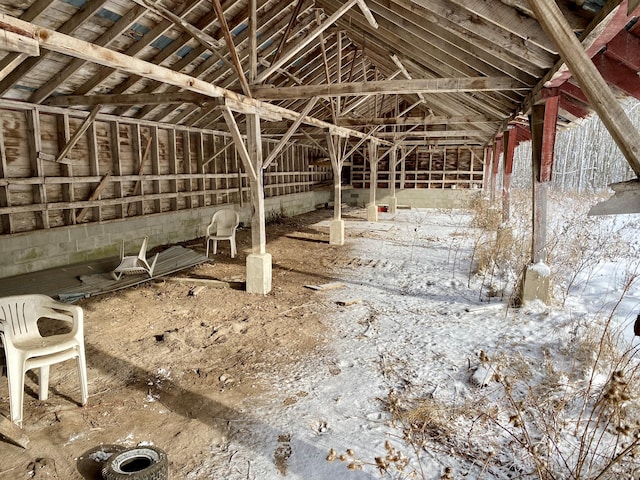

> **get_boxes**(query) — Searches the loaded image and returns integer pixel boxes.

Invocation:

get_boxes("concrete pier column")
[246,253,272,294]
[330,219,345,245]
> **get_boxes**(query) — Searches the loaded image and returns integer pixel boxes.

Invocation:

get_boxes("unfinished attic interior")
[1,0,640,477]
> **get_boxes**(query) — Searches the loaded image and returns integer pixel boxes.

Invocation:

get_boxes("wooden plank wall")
[351,146,485,189]
[0,103,330,235]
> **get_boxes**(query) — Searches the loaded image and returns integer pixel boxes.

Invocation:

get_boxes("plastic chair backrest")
[208,210,239,237]
[0,295,80,343]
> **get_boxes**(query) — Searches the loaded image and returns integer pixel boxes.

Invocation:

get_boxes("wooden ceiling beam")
[212,0,252,97]
[336,115,499,127]
[0,27,39,56]
[150,0,311,124]
[45,91,212,107]
[0,13,386,142]
[253,77,527,100]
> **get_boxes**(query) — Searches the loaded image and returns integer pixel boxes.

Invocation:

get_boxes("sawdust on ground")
[0,208,356,479]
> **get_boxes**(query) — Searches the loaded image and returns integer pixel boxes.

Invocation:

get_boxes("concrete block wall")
[0,190,331,279]
[343,188,481,209]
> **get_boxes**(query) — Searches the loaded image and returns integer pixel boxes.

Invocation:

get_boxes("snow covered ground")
[193,200,640,480]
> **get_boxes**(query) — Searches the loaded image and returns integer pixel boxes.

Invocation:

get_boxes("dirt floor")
[0,208,355,479]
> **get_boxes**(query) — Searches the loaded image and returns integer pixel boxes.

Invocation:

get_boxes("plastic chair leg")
[230,239,237,258]
[213,240,218,255]
[38,365,50,401]
[6,359,25,426]
[77,347,88,406]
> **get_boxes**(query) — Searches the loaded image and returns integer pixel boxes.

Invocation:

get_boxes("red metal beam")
[593,52,640,99]
[605,28,640,70]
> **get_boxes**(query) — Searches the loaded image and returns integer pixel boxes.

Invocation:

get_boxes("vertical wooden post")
[195,131,205,207]
[56,113,75,225]
[502,127,516,223]
[326,134,342,220]
[25,109,48,229]
[87,123,101,221]
[490,136,503,203]
[367,139,379,221]
[326,132,345,245]
[246,113,266,255]
[150,125,162,213]
[482,146,490,191]
[530,94,559,263]
[167,129,178,211]
[130,125,144,215]
[400,146,406,189]
[0,122,13,233]
[183,131,193,209]
[110,121,124,218]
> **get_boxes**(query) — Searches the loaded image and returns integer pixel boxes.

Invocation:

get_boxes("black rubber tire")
[101,446,168,480]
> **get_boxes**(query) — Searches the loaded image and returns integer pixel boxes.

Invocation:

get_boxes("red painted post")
[490,136,503,203]
[530,94,560,263]
[501,127,516,223]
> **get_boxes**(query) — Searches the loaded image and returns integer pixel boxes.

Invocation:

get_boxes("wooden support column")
[243,113,265,252]
[326,132,346,245]
[521,94,559,305]
[528,0,640,177]
[56,113,75,225]
[367,140,379,222]
[195,132,205,207]
[490,136,503,204]
[221,106,271,294]
[530,95,559,263]
[150,125,162,213]
[183,131,193,209]
[25,108,48,229]
[167,129,178,211]
[389,145,398,213]
[482,147,490,191]
[110,121,125,218]
[502,128,516,223]
[0,122,13,233]
[86,122,101,221]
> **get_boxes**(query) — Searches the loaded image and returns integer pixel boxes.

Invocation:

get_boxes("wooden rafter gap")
[30,4,148,105]
[55,105,101,164]
[127,136,153,216]
[256,0,361,83]
[220,106,258,181]
[249,0,257,83]
[264,97,319,169]
[212,0,252,97]
[132,0,221,50]
[76,172,111,223]
[316,10,337,124]
[203,141,234,167]
[0,0,109,97]
[271,0,305,64]
[301,129,330,156]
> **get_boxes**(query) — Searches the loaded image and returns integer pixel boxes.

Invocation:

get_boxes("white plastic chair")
[112,236,159,280]
[205,209,239,258]
[0,294,88,426]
